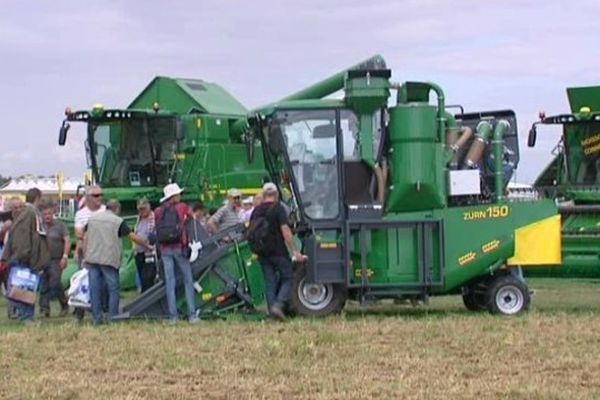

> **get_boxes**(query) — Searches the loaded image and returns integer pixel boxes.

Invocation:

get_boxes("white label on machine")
[448,170,481,196]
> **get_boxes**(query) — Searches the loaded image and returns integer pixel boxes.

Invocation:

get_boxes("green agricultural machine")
[61,55,562,318]
[59,76,267,208]
[527,86,600,277]
[57,77,269,291]
[241,55,561,316]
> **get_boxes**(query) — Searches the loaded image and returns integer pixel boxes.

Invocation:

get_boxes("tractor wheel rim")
[496,285,524,314]
[298,278,334,311]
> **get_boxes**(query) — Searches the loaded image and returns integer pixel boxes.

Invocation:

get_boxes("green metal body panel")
[279,55,386,103]
[177,243,265,315]
[129,77,247,117]
[568,86,600,113]
[386,104,446,212]
[347,200,555,295]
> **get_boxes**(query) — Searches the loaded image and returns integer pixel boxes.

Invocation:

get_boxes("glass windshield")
[272,109,343,220]
[88,117,177,187]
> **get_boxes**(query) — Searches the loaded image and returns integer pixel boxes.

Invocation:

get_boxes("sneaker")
[269,305,286,321]
[188,316,202,325]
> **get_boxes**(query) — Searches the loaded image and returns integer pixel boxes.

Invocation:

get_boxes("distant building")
[0,175,83,216]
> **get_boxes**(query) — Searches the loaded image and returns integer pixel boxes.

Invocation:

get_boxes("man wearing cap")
[207,188,243,236]
[250,182,306,320]
[238,197,254,224]
[154,183,200,324]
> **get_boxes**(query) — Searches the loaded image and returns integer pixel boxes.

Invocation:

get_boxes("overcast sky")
[1,0,599,183]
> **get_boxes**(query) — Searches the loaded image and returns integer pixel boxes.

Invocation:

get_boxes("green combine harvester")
[60,56,562,318]
[527,86,600,277]
[58,76,268,291]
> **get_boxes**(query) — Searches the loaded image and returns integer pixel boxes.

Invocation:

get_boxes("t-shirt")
[74,205,106,231]
[118,221,131,237]
[134,213,155,254]
[210,204,241,231]
[250,201,288,257]
[46,220,69,260]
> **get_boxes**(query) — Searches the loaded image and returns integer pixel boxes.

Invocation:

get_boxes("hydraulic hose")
[464,121,492,168]
[493,120,510,202]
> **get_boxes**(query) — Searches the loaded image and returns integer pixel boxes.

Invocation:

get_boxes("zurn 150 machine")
[244,55,561,316]
[528,86,600,277]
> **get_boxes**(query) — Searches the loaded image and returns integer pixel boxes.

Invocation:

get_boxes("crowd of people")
[0,181,305,325]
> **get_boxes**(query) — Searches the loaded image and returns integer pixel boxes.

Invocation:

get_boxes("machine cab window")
[87,116,178,187]
[271,109,353,220]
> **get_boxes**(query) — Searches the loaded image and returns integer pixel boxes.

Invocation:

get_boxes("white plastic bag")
[67,269,91,309]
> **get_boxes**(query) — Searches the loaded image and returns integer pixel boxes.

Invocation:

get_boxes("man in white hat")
[154,183,199,324]
[207,188,243,235]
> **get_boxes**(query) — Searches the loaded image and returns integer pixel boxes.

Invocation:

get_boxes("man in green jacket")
[0,188,50,323]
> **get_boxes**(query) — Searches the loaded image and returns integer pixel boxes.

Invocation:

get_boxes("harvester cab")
[60,106,181,189]
[528,86,600,274]
[58,77,266,212]
[529,86,600,188]
[247,55,561,316]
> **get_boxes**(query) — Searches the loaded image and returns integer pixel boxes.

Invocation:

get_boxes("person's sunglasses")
[233,196,241,200]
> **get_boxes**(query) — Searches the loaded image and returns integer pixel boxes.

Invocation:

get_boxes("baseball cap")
[262,182,277,194]
[228,188,242,198]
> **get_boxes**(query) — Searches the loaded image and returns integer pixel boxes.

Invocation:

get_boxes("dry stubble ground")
[1,278,600,399]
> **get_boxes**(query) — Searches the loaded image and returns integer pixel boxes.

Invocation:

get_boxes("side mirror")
[59,120,70,146]
[527,124,537,147]
[175,120,185,141]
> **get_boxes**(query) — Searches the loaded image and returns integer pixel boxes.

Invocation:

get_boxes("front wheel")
[290,264,347,317]
[486,275,530,316]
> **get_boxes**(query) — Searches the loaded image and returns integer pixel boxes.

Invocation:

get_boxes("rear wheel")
[290,264,347,317]
[486,275,530,315]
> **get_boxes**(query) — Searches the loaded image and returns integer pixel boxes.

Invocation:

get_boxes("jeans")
[9,300,35,323]
[88,264,120,324]
[134,252,157,293]
[39,259,68,314]
[259,256,293,309]
[161,248,196,320]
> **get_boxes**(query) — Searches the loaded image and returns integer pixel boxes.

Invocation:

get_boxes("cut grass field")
[2,278,600,399]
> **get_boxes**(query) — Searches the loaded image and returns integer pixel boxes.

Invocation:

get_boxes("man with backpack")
[154,183,200,324]
[248,182,306,321]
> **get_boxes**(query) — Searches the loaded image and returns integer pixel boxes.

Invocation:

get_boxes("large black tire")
[290,264,347,317]
[485,275,530,315]
[462,291,486,312]
[462,281,488,312]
